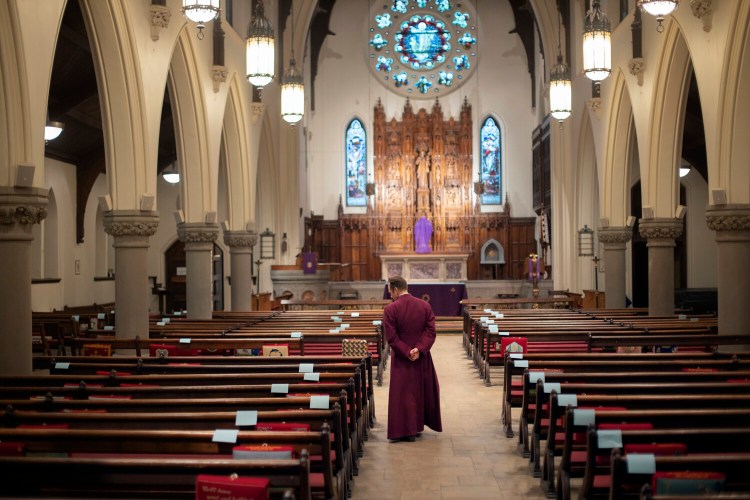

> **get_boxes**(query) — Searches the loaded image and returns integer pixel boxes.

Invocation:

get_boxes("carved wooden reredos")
[304,100,537,281]
[373,98,475,253]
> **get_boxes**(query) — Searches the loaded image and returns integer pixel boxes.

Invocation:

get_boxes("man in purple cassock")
[383,276,442,442]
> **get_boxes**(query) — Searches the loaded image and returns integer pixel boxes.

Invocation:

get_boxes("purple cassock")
[414,216,433,253]
[383,293,443,440]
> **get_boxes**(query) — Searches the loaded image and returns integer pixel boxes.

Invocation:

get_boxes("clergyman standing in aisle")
[383,276,442,442]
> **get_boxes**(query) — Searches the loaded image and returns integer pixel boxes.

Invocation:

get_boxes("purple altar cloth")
[384,283,468,317]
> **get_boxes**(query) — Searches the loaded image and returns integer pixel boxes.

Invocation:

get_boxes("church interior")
[1,0,750,498]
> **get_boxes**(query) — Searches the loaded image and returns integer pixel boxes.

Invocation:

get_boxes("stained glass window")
[346,119,367,207]
[368,0,477,98]
[480,117,502,205]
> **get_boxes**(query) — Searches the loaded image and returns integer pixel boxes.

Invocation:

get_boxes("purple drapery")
[302,252,317,274]
[414,216,433,253]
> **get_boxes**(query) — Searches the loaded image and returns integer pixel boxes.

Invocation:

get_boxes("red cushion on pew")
[95,370,132,376]
[500,337,527,355]
[254,423,311,432]
[87,394,133,400]
[195,474,270,500]
[18,424,70,429]
[570,450,587,464]
[233,445,296,459]
[592,474,611,489]
[310,472,325,489]
[149,344,176,357]
[624,443,686,456]
[64,383,103,388]
[651,471,726,495]
[0,442,24,456]
[72,452,233,459]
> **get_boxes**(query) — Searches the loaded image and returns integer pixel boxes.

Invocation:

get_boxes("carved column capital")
[150,4,171,41]
[103,210,159,248]
[587,97,602,119]
[690,0,713,32]
[251,103,264,123]
[706,204,750,242]
[224,230,258,248]
[638,218,684,246]
[628,57,646,86]
[178,222,219,248]
[598,227,633,245]
[211,65,228,93]
[0,187,49,242]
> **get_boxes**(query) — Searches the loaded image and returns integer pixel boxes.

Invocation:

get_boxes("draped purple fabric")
[383,293,442,440]
[414,216,433,253]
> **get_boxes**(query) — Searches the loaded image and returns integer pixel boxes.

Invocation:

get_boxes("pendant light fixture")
[182,0,220,39]
[549,10,571,122]
[246,0,275,87]
[44,120,64,142]
[582,0,612,82]
[281,5,304,124]
[638,0,679,32]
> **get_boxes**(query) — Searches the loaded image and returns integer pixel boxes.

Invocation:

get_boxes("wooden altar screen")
[304,100,537,281]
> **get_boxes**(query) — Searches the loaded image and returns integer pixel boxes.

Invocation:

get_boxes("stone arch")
[221,75,255,229]
[168,29,215,222]
[574,109,599,292]
[602,70,635,225]
[643,23,692,217]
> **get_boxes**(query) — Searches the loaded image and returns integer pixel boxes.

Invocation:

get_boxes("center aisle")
[354,334,547,499]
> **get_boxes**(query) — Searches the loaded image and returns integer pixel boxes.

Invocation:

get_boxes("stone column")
[0,187,48,375]
[224,230,257,311]
[178,222,219,320]
[706,204,750,349]
[598,226,633,309]
[638,218,684,316]
[103,210,159,340]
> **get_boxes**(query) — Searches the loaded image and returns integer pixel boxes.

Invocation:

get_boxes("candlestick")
[528,255,533,282]
[536,257,541,279]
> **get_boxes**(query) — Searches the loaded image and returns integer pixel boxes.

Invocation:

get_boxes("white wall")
[305,0,537,220]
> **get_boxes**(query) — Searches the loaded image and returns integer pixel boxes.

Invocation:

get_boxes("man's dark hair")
[388,276,408,291]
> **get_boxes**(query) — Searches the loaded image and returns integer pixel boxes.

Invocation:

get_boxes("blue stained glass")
[452,11,469,28]
[417,0,428,7]
[346,119,367,207]
[435,0,451,12]
[393,72,409,87]
[370,34,388,50]
[458,33,476,48]
[415,76,432,94]
[480,117,502,205]
[395,15,450,70]
[438,71,453,86]
[391,0,408,14]
[376,56,393,72]
[453,54,470,71]
[375,13,392,29]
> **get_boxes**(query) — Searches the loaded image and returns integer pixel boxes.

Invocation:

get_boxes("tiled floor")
[353,335,548,499]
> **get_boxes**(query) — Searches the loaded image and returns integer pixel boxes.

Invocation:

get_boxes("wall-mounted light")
[639,0,679,32]
[582,0,612,82]
[182,0,220,39]
[578,225,595,257]
[44,120,64,142]
[246,0,275,88]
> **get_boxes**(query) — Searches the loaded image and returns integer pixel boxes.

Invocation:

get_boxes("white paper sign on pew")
[509,353,524,360]
[573,409,595,426]
[179,338,191,344]
[351,312,360,317]
[290,332,303,338]
[488,324,499,333]
[597,429,623,449]
[298,363,314,373]
[235,410,258,426]
[528,371,545,383]
[556,394,578,407]
[543,382,561,393]
[514,359,529,368]
[310,395,330,409]
[626,453,656,474]
[304,372,320,382]
[212,429,239,443]
[372,320,382,326]
[271,383,289,394]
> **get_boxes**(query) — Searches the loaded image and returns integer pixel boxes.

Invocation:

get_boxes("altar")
[383,283,468,316]
[379,253,469,282]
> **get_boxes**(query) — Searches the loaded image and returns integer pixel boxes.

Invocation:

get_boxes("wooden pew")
[574,425,750,500]
[0,455,308,499]
[0,427,339,500]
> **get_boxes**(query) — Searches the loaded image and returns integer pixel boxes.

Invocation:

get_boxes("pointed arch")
[644,23,692,216]
[575,109,599,291]
[168,29,215,222]
[222,75,254,229]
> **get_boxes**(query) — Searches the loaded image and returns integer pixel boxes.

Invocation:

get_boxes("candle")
[528,255,533,282]
[536,257,541,279]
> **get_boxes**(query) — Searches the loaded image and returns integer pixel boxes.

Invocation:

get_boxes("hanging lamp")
[549,11,571,122]
[281,6,304,124]
[638,0,679,32]
[582,0,612,82]
[246,0,275,87]
[182,0,220,39]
